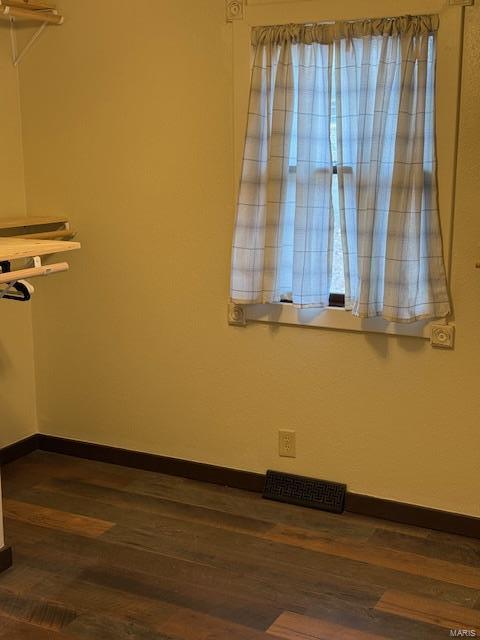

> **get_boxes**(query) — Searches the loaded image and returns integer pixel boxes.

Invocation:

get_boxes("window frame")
[286,164,348,306]
[231,0,463,338]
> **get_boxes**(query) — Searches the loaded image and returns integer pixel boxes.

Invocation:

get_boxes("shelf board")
[0,237,80,262]
[0,2,63,25]
[0,216,69,232]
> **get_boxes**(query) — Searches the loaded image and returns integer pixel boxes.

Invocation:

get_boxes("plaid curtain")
[230,36,334,307]
[230,15,451,322]
[335,16,450,322]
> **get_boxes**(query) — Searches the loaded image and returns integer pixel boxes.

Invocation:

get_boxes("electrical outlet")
[279,430,296,458]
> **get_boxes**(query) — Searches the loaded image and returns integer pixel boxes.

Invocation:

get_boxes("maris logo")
[450,631,477,638]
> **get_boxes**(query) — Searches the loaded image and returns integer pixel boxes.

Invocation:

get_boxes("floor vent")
[263,470,346,514]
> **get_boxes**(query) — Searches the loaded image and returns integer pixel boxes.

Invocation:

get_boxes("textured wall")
[17,0,480,516]
[0,26,37,450]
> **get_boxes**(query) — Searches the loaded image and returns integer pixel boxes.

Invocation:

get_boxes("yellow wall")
[16,0,480,516]
[0,26,37,448]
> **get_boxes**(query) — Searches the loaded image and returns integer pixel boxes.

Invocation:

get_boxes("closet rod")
[0,262,69,284]
[1,5,63,24]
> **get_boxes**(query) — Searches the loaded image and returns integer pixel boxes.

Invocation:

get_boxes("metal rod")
[9,15,17,62]
[13,20,47,66]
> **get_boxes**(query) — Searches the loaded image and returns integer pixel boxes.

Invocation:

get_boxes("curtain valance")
[252,14,439,46]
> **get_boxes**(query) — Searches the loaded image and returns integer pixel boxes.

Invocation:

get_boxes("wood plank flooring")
[0,451,479,639]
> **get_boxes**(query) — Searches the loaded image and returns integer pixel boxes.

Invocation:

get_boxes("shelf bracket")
[9,15,48,66]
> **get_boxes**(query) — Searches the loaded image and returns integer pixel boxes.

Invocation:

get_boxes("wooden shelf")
[0,237,80,262]
[0,1,63,25]
[0,0,64,66]
[0,216,69,232]
[0,0,57,10]
[0,217,79,292]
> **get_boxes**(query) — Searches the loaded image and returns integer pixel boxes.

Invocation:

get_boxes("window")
[284,63,346,307]
[230,2,463,337]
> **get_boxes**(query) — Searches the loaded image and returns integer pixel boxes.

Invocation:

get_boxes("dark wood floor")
[0,452,479,639]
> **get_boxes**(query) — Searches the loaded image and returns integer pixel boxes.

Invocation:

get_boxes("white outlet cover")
[279,430,296,458]
[430,324,455,348]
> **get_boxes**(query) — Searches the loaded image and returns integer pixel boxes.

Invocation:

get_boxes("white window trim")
[244,303,440,338]
[231,0,463,339]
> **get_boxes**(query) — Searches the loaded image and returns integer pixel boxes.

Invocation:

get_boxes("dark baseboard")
[1,434,479,539]
[0,434,39,466]
[37,435,266,493]
[344,493,480,539]
[0,546,12,575]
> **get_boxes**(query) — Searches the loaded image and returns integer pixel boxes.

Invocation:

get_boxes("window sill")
[244,303,438,338]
